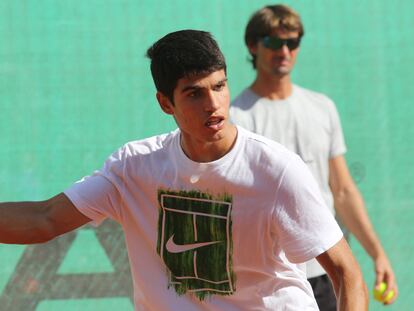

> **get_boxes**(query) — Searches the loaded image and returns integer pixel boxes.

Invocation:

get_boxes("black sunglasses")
[261,36,301,51]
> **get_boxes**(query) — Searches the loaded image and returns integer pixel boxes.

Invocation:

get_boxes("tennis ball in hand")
[373,282,394,303]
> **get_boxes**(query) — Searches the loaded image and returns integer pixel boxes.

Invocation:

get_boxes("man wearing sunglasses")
[230,4,398,310]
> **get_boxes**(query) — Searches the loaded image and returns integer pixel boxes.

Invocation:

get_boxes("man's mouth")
[274,56,290,64]
[205,117,225,130]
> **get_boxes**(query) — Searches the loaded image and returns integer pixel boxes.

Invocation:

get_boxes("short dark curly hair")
[146,30,227,103]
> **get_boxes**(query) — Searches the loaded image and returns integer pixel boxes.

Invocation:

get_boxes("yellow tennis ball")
[373,282,394,303]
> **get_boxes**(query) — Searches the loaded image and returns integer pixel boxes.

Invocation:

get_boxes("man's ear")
[156,92,174,115]
[247,42,258,56]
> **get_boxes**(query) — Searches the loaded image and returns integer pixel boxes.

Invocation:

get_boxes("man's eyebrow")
[181,85,202,94]
[180,78,228,94]
[216,78,228,85]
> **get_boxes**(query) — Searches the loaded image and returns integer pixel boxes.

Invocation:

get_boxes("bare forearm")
[329,156,385,259]
[0,201,54,244]
[334,187,398,303]
[1,194,90,244]
[336,270,368,311]
[334,187,385,259]
[318,239,368,310]
[329,156,397,302]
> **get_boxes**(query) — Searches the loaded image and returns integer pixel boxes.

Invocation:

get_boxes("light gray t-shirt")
[230,85,347,278]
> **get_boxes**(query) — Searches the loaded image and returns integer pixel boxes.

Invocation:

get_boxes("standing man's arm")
[317,237,368,310]
[0,193,91,244]
[329,155,398,304]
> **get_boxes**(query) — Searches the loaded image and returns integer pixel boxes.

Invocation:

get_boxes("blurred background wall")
[1,1,413,310]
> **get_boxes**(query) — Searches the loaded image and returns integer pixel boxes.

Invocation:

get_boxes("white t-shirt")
[64,126,342,310]
[231,86,347,278]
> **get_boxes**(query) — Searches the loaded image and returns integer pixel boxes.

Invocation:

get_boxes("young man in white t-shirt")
[230,4,397,310]
[0,29,368,310]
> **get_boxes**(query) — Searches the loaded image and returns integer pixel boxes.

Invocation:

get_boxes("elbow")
[333,184,359,206]
[334,187,350,202]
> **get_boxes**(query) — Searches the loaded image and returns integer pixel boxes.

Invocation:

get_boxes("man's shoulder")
[238,126,298,161]
[238,127,310,185]
[112,130,178,161]
[230,88,265,127]
[293,85,335,107]
[231,88,258,110]
[239,126,276,145]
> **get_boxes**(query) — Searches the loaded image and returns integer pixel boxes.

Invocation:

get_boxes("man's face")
[251,30,300,77]
[158,69,232,146]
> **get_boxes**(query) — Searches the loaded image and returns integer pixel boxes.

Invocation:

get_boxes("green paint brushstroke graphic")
[157,189,235,300]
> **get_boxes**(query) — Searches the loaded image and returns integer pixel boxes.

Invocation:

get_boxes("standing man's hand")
[374,253,398,304]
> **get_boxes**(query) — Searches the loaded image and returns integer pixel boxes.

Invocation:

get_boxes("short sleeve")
[64,173,122,226]
[273,155,343,263]
[64,148,127,226]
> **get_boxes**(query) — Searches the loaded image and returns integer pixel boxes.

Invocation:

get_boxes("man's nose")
[204,91,220,111]
[276,44,290,56]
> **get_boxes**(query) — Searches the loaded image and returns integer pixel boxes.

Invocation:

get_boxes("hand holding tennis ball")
[373,282,394,303]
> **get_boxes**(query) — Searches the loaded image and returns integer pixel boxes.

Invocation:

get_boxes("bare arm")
[317,237,368,310]
[0,193,91,244]
[329,155,398,304]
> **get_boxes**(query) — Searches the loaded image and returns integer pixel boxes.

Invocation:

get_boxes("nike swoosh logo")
[165,234,222,253]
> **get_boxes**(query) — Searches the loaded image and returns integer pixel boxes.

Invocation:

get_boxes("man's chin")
[272,67,291,77]
[206,125,234,142]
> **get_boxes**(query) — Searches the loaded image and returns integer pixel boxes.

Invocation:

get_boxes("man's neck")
[250,73,293,100]
[180,125,238,163]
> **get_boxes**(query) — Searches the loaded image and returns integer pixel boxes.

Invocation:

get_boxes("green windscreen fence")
[1,1,413,310]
